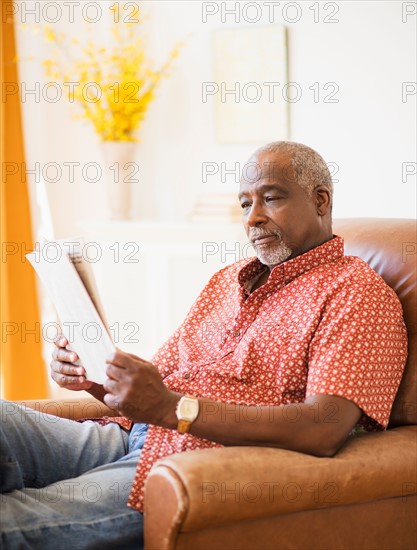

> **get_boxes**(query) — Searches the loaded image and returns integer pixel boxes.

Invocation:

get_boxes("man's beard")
[250,228,292,268]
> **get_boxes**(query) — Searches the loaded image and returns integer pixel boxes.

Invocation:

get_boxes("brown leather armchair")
[20,218,417,550]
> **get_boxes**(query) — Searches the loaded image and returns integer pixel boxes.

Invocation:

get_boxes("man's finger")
[103,393,120,411]
[54,334,68,347]
[52,348,78,363]
[50,369,85,386]
[51,360,84,376]
[106,349,149,369]
[103,377,119,393]
[105,363,124,381]
[125,351,145,362]
[105,349,131,368]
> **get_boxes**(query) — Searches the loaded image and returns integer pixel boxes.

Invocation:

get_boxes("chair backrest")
[333,218,417,427]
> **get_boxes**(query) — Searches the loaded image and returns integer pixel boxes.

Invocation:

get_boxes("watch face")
[178,397,199,422]
[182,400,194,417]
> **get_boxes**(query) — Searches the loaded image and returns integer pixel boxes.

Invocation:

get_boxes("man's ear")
[314,186,331,216]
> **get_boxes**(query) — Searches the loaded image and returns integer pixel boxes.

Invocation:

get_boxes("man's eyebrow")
[238,184,289,200]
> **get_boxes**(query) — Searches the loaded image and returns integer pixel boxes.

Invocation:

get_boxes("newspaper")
[26,239,115,384]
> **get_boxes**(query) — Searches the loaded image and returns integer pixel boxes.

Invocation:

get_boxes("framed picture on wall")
[212,25,289,144]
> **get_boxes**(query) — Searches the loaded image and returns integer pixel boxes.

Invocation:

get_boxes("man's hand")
[51,335,97,392]
[51,335,108,403]
[103,350,179,425]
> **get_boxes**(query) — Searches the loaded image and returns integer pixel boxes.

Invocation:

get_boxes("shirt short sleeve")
[306,266,408,430]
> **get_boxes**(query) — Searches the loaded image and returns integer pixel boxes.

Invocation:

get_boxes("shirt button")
[233,331,240,337]
[183,372,190,379]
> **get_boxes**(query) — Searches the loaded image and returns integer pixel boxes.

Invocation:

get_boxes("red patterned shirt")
[107,236,408,512]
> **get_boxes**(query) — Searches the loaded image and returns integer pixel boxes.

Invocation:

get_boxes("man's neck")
[249,268,270,293]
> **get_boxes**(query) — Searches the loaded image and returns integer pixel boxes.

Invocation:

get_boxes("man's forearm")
[161,394,361,458]
[102,350,362,457]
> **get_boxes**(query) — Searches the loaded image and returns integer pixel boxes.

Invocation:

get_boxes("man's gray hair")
[255,141,334,198]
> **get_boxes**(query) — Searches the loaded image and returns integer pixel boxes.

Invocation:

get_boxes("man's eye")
[240,202,251,209]
[265,196,280,202]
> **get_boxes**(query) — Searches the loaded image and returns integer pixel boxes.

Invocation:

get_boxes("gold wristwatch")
[175,395,200,434]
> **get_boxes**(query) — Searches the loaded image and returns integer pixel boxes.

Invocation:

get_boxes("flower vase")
[100,141,137,220]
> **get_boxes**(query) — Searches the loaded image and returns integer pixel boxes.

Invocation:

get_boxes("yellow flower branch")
[40,5,181,142]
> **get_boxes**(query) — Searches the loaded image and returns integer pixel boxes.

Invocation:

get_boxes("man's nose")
[246,201,268,227]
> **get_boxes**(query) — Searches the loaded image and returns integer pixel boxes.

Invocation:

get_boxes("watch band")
[177,419,192,434]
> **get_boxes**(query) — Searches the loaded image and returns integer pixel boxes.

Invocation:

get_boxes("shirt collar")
[238,235,344,293]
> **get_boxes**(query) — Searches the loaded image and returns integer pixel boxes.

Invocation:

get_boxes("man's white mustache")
[250,229,282,243]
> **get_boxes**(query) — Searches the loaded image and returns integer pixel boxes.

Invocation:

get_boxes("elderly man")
[0,142,407,549]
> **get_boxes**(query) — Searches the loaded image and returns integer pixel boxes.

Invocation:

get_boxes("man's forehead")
[240,152,295,186]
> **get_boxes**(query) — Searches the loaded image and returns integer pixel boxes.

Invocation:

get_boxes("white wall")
[15,0,416,240]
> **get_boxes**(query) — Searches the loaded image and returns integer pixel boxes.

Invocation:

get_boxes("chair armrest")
[15,397,117,420]
[144,426,417,545]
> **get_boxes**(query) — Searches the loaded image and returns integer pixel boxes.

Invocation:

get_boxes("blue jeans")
[0,400,147,549]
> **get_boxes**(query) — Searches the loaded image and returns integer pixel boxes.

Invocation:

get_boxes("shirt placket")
[220,276,285,354]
